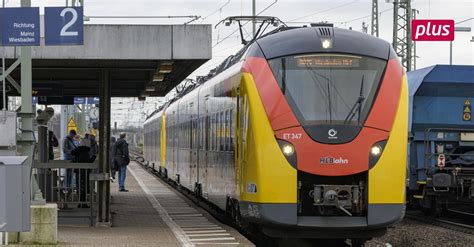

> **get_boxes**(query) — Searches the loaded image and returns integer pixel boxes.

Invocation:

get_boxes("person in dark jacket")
[109,136,118,182]
[62,129,77,189]
[48,130,59,161]
[71,145,92,208]
[89,134,98,162]
[114,133,130,192]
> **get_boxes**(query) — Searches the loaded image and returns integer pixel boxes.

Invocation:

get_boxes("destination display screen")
[297,56,360,68]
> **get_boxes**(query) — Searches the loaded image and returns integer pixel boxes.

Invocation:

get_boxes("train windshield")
[268,54,386,126]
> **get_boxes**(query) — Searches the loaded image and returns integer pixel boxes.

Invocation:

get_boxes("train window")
[268,54,386,126]
[220,112,225,151]
[206,116,210,151]
[220,112,224,151]
[230,109,234,151]
[210,115,213,151]
[216,113,219,151]
[213,113,219,151]
[213,113,217,151]
[226,110,230,152]
[210,114,214,151]
[224,111,228,151]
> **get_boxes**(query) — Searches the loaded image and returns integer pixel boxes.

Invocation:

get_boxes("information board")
[0,7,40,46]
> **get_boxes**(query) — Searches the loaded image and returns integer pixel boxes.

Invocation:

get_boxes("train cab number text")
[282,133,302,140]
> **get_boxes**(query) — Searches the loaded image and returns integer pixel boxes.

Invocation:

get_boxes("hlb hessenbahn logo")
[320,156,349,165]
[412,19,454,41]
[328,128,338,140]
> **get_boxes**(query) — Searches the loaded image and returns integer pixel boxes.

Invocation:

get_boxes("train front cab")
[236,27,408,239]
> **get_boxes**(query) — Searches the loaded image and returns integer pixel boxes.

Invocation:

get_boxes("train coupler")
[312,184,364,216]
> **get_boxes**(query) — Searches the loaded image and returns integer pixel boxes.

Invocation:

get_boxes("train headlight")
[277,139,297,168]
[370,145,382,156]
[282,144,295,156]
[321,38,332,49]
[369,141,387,169]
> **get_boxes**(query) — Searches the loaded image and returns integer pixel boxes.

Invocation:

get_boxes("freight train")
[144,25,408,245]
[407,65,474,216]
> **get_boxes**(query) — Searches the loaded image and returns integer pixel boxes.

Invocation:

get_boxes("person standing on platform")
[109,136,117,182]
[79,133,91,148]
[114,133,130,192]
[48,130,59,160]
[62,129,78,189]
[89,134,99,162]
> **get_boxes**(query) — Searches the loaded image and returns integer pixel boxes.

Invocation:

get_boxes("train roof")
[257,26,392,60]
[146,25,394,121]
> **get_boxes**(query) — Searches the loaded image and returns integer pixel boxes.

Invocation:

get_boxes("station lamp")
[153,74,165,82]
[140,91,149,97]
[158,65,173,73]
[145,86,156,92]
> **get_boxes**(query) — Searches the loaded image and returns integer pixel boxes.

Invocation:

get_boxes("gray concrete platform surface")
[56,162,254,246]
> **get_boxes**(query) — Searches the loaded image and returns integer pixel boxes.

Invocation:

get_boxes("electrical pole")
[392,0,414,71]
[371,0,379,37]
[412,8,418,70]
[252,0,256,37]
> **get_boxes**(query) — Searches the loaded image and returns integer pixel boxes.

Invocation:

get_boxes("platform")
[57,162,253,246]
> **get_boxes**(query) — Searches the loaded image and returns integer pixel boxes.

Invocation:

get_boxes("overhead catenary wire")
[201,0,231,21]
[87,15,200,19]
[213,0,279,48]
[339,7,393,25]
[287,0,358,22]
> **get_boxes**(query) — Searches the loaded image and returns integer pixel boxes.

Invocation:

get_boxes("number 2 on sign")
[283,133,302,140]
[60,8,78,37]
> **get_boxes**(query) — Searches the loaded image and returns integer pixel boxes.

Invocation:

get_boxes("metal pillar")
[371,0,379,37]
[38,126,48,162]
[16,0,39,203]
[98,69,111,225]
[392,0,414,71]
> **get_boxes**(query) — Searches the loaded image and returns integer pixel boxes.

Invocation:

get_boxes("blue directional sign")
[74,97,99,105]
[74,97,85,104]
[44,7,83,46]
[0,7,40,46]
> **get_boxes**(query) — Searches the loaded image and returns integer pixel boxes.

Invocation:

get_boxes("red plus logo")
[412,19,454,41]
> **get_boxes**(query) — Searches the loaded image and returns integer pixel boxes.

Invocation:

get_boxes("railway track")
[405,210,474,235]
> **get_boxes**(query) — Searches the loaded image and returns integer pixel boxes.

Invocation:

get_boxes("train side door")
[190,103,198,190]
[199,96,210,199]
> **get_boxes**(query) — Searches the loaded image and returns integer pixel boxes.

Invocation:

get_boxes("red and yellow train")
[144,25,408,244]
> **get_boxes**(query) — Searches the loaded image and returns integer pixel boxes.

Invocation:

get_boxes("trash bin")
[0,156,30,232]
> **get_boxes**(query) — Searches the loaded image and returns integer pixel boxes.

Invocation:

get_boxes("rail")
[33,160,99,226]
[405,210,474,235]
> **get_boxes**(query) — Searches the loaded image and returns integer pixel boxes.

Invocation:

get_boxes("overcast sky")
[9,0,473,128]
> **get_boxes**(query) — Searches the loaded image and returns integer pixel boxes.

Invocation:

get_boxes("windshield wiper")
[281,58,287,94]
[344,75,365,125]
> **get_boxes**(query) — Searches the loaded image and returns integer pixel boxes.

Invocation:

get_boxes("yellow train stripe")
[239,72,297,203]
[368,75,408,204]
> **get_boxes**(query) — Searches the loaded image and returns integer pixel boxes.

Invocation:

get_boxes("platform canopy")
[0,24,211,100]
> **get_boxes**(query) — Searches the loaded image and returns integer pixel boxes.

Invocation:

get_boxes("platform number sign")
[463,99,471,121]
[44,7,83,45]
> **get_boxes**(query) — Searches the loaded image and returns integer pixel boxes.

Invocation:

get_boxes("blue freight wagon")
[407,65,474,215]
